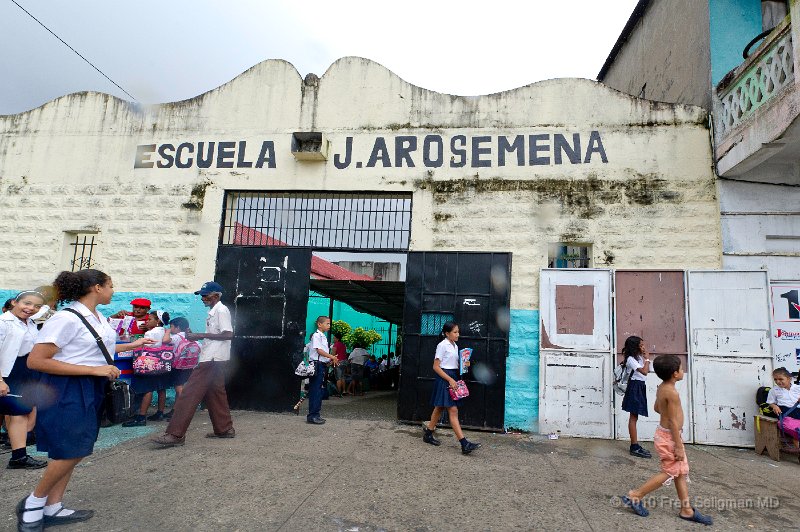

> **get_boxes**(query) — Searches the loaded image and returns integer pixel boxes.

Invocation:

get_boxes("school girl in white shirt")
[0,290,47,470]
[620,335,652,459]
[16,270,150,531]
[422,321,480,454]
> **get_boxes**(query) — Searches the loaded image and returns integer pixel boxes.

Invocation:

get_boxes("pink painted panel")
[615,271,687,355]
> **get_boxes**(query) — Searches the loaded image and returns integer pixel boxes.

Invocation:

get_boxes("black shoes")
[423,428,441,446]
[146,411,165,422]
[122,415,146,427]
[43,508,95,527]
[307,418,326,425]
[7,455,47,470]
[630,444,652,459]
[461,440,481,455]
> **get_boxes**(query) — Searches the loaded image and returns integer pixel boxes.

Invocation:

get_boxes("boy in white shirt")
[768,367,800,419]
[307,316,337,425]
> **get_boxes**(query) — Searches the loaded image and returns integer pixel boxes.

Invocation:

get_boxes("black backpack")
[756,386,776,417]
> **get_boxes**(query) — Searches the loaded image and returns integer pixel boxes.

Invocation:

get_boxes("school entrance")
[214,191,511,430]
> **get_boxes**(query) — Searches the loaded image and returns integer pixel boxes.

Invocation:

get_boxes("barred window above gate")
[221,192,412,251]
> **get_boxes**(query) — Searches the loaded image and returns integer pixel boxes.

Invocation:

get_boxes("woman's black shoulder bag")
[63,308,132,425]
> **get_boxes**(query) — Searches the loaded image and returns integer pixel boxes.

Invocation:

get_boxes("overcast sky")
[1,0,639,115]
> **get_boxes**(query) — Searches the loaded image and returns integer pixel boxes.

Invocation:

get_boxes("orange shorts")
[654,426,689,479]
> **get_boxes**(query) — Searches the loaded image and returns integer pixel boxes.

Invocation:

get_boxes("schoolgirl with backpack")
[620,335,652,459]
[165,317,200,416]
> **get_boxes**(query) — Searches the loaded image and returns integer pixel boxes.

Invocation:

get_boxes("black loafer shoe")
[17,497,44,532]
[43,508,94,527]
[306,418,326,425]
[461,441,481,455]
[7,455,48,470]
[423,429,441,446]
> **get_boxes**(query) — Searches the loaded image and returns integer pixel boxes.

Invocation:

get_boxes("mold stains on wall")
[415,172,685,219]
[182,179,213,210]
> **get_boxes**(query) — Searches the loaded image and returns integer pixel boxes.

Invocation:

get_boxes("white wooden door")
[688,271,773,446]
[539,269,613,438]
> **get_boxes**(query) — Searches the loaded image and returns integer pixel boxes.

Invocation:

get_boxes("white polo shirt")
[626,355,647,382]
[36,302,116,367]
[435,339,459,370]
[0,311,40,377]
[309,330,330,363]
[767,383,800,408]
[198,301,233,363]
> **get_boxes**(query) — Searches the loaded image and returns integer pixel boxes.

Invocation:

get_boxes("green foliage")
[330,320,352,340]
[344,327,382,349]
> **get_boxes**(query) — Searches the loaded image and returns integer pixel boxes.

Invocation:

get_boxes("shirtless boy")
[621,354,713,526]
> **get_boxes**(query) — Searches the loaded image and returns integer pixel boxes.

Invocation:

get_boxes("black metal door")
[398,252,511,430]
[215,246,311,411]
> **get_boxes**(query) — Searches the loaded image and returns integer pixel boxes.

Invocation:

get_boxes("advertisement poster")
[771,283,800,374]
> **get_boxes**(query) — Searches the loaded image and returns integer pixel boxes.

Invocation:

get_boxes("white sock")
[44,502,75,517]
[23,493,47,523]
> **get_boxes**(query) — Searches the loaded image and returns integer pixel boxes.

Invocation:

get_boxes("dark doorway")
[215,246,311,411]
[398,252,511,431]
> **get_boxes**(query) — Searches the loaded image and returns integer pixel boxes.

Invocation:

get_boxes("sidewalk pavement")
[1,391,799,531]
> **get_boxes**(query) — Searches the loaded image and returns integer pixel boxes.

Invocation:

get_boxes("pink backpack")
[173,337,201,369]
[132,345,174,375]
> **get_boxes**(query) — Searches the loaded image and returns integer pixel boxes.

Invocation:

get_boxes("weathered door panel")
[539,351,613,439]
[399,252,511,431]
[540,269,612,351]
[688,271,773,446]
[614,271,691,441]
[692,356,773,446]
[688,271,771,357]
[215,246,312,411]
[539,269,613,438]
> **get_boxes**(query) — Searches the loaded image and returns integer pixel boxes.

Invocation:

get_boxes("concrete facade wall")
[600,0,713,109]
[0,58,722,431]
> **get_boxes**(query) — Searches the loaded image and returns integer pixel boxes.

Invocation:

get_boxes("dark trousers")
[166,361,233,438]
[307,361,327,421]
[780,405,800,419]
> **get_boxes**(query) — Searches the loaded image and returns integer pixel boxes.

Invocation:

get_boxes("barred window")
[548,243,592,269]
[65,233,97,271]
[221,191,412,252]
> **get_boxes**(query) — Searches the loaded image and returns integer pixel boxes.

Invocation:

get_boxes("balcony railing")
[715,23,794,138]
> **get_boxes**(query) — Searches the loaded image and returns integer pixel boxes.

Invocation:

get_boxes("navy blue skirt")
[36,374,105,460]
[430,368,461,408]
[130,372,172,393]
[622,379,648,417]
[4,354,39,413]
[171,368,192,386]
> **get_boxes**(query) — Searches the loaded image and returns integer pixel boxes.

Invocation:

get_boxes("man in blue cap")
[152,281,235,447]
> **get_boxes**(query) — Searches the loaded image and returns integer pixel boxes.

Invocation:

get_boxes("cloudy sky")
[1,0,639,115]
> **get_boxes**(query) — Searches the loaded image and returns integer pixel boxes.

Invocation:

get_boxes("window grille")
[548,243,592,269]
[68,234,97,271]
[421,313,454,336]
[221,191,412,251]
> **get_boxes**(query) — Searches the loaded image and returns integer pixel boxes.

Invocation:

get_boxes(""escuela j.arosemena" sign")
[134,131,608,170]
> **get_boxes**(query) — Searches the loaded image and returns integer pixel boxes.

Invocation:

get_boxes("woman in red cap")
[110,298,151,337]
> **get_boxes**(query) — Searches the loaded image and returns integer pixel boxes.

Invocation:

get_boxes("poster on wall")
[771,283,800,374]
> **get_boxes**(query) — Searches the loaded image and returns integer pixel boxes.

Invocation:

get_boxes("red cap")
[130,298,151,308]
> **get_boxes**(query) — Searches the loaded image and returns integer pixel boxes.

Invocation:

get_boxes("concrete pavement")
[2,391,799,531]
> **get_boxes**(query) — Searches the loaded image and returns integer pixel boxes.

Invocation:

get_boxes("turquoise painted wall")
[709,0,763,85]
[306,292,397,358]
[0,289,207,332]
[505,309,540,432]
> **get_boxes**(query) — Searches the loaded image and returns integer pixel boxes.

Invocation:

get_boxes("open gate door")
[688,271,773,446]
[399,252,511,431]
[215,246,312,411]
[539,269,613,439]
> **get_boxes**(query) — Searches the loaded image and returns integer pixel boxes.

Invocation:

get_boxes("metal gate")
[614,271,691,441]
[215,246,312,411]
[688,271,773,446]
[398,252,511,430]
[539,269,613,438]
